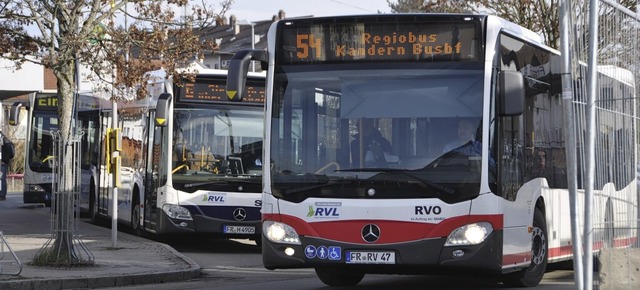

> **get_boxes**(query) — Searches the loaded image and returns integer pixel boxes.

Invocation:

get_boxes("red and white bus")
[226,14,638,287]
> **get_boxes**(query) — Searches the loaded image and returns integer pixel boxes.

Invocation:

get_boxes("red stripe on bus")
[549,245,573,258]
[502,251,532,265]
[263,213,503,244]
[549,236,639,258]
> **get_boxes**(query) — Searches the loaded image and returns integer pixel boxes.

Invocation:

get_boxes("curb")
[0,266,201,290]
[0,238,201,290]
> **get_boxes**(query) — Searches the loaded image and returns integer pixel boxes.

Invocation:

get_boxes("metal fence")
[563,0,640,289]
[31,131,93,266]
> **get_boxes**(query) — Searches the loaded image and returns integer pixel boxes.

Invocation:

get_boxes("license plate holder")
[223,225,256,234]
[345,251,395,264]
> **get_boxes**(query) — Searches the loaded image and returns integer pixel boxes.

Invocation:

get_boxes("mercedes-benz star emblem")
[233,208,247,221]
[361,224,381,243]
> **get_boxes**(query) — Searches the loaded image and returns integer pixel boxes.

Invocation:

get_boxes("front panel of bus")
[153,74,265,239]
[22,95,57,205]
[261,15,505,272]
[22,94,101,207]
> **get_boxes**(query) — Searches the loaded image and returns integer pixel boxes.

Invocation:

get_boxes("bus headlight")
[263,220,301,245]
[445,222,493,246]
[162,204,193,220]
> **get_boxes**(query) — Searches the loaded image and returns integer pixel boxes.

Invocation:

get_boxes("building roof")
[1,11,287,103]
[199,18,272,56]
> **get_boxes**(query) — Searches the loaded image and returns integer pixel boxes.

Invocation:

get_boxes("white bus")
[14,71,264,243]
[89,68,266,240]
[9,92,105,208]
[226,14,638,286]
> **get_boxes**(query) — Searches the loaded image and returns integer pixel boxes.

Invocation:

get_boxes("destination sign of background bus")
[179,79,265,104]
[284,21,480,63]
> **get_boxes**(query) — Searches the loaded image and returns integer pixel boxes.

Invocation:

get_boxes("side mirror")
[9,101,28,126]
[498,70,525,116]
[226,49,268,101]
[155,93,172,127]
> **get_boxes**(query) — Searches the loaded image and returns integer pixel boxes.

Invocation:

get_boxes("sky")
[227,0,392,22]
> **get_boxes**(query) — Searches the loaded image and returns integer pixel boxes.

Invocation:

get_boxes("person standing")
[0,131,15,200]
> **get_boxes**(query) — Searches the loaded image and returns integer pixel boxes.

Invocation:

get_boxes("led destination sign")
[35,95,58,110]
[34,95,102,111]
[179,79,265,104]
[280,19,480,63]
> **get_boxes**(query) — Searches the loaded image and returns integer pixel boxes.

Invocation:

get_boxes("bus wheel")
[315,267,364,287]
[604,199,614,248]
[503,208,548,287]
[89,190,99,224]
[131,201,143,236]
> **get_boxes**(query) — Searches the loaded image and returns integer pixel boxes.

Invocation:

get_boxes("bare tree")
[0,0,232,265]
[387,0,476,13]
[386,0,425,12]
[387,0,637,50]
[385,0,558,47]
[475,0,560,48]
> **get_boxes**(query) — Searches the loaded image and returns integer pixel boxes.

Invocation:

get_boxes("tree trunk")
[31,60,85,265]
[56,61,76,249]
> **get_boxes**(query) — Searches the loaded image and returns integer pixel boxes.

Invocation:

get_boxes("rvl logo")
[202,194,225,203]
[307,206,340,217]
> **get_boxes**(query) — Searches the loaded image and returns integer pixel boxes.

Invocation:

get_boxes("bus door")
[145,96,171,231]
[99,112,112,216]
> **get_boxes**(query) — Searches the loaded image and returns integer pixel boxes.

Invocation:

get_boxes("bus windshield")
[29,111,57,172]
[271,64,486,203]
[172,107,263,192]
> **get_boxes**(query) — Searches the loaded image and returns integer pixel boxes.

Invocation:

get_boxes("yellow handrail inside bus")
[172,164,190,174]
[42,155,56,163]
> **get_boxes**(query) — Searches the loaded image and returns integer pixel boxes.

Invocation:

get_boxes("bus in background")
[92,68,266,242]
[227,14,638,286]
[9,92,104,208]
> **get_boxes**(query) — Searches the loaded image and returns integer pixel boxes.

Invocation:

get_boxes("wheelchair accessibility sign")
[304,245,342,261]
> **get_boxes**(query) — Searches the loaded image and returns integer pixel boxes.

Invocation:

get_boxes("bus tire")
[604,198,614,248]
[131,192,143,236]
[503,208,548,287]
[89,185,100,224]
[315,267,364,287]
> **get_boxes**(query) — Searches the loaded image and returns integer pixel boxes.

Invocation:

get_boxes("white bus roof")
[597,65,636,88]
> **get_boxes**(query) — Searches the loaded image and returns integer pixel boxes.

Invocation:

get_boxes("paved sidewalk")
[0,191,201,290]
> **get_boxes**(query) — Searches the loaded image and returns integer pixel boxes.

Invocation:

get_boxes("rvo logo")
[414,205,442,215]
[307,206,339,217]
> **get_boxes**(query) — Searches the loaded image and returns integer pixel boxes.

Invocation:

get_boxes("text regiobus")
[227,14,639,287]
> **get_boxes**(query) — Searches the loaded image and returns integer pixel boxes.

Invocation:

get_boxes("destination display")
[279,19,481,64]
[34,95,102,111]
[35,95,59,110]
[178,78,265,104]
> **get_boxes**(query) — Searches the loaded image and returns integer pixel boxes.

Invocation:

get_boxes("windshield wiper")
[397,171,455,195]
[278,178,357,195]
[183,177,258,188]
[335,168,404,172]
[358,169,455,195]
